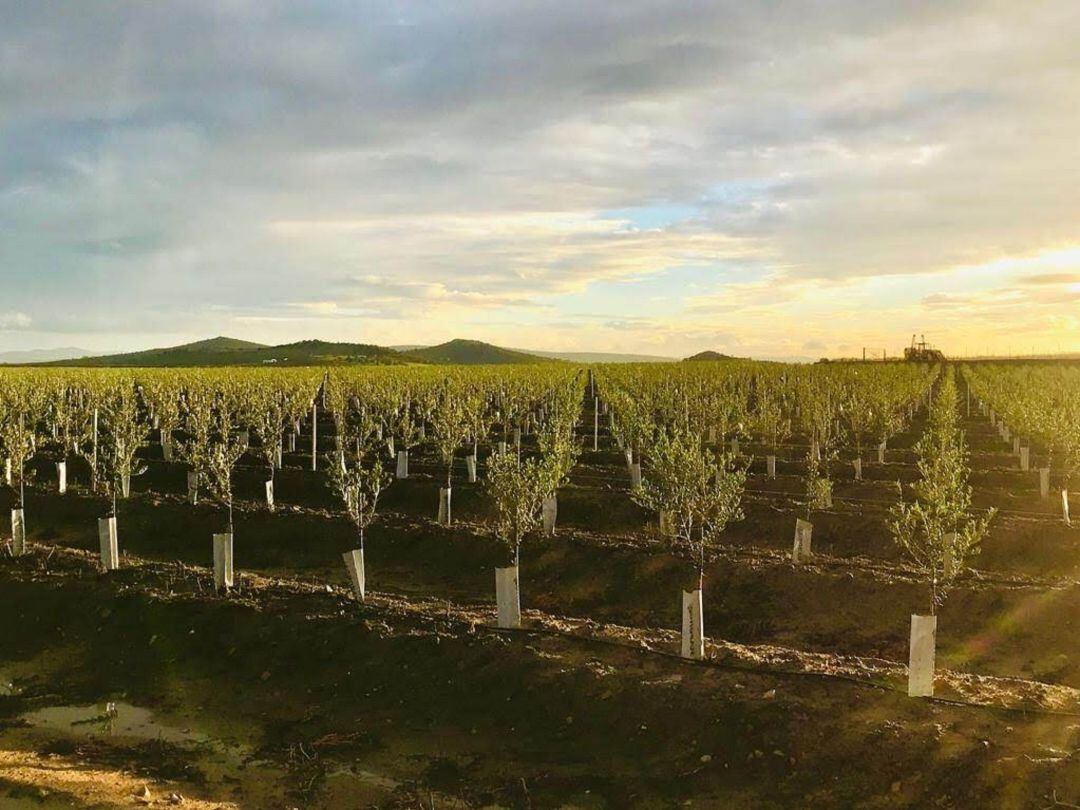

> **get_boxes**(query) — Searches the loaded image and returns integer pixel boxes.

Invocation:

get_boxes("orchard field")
[1,359,1079,808]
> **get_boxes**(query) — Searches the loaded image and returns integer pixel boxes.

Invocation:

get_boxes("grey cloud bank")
[2,1,1079,356]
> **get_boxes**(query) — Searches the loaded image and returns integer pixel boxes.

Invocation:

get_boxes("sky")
[2,1,1079,360]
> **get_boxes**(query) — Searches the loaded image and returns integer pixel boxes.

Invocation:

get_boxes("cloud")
[2,1,1080,355]
[0,312,32,330]
[1020,273,1080,286]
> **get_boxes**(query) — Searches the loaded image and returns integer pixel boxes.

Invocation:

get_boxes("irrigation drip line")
[105,455,1065,523]
[8,482,1075,594]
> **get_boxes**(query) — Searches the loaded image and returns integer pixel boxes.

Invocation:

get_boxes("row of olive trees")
[321,367,583,609]
[890,369,996,696]
[1,373,158,557]
[963,363,1080,524]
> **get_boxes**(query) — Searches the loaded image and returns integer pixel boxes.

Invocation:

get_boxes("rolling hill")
[405,339,549,365]
[523,349,675,363]
[391,344,675,363]
[684,350,737,361]
[0,346,93,364]
[41,337,408,367]
[19,335,674,367]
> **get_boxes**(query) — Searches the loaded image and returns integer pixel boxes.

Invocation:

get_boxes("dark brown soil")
[3,401,1080,807]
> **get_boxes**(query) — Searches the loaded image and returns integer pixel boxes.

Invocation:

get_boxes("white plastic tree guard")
[386,436,395,460]
[310,403,318,472]
[56,461,67,494]
[624,448,634,470]
[792,519,812,563]
[1064,490,1072,527]
[213,533,234,591]
[343,549,365,601]
[592,400,599,452]
[120,472,130,499]
[438,487,452,526]
[287,432,297,453]
[852,458,862,481]
[681,589,705,660]
[908,614,937,697]
[4,457,11,486]
[11,508,26,556]
[659,511,675,537]
[265,480,275,512]
[187,472,199,505]
[1020,447,1030,472]
[495,566,521,629]
[766,455,777,478]
[1040,468,1051,499]
[542,496,557,536]
[98,517,119,571]
[238,430,249,449]
[630,463,642,490]
[1013,436,1021,456]
[466,454,477,483]
[396,450,409,479]
[877,442,886,464]
[91,409,99,472]
[513,428,521,448]
[275,445,283,470]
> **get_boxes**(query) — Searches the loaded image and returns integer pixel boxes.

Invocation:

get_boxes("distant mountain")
[0,346,92,365]
[523,350,675,363]
[684,350,736,361]
[390,344,676,363]
[25,335,680,368]
[406,339,549,365]
[41,337,407,367]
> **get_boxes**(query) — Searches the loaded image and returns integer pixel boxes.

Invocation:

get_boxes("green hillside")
[44,337,408,367]
[405,339,549,365]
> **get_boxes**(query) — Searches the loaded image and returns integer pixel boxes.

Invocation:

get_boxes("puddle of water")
[10,700,408,806]
[0,672,21,697]
[326,764,401,791]
[21,702,211,747]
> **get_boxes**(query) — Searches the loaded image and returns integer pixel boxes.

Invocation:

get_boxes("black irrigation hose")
[479,615,1080,719]
[10,481,1074,594]
[487,620,1080,718]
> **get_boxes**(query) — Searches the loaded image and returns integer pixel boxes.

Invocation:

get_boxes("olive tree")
[96,380,149,513]
[330,454,390,601]
[205,398,248,533]
[890,372,995,614]
[632,430,746,589]
[485,448,554,567]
